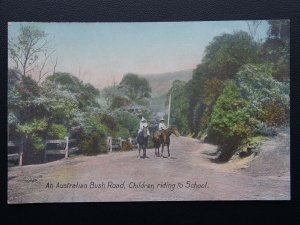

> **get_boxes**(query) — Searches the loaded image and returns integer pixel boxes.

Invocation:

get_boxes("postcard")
[7,20,290,203]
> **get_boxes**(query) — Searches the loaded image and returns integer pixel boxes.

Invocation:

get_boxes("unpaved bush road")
[8,130,290,203]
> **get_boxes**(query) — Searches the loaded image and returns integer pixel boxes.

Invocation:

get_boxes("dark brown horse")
[152,131,162,157]
[137,126,149,158]
[153,126,180,158]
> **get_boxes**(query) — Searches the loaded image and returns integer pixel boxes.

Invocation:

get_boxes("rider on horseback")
[138,117,150,136]
[158,118,167,131]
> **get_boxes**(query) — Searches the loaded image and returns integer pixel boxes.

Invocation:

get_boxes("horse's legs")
[143,147,146,158]
[138,145,141,158]
[167,144,170,158]
[161,143,164,158]
[157,146,160,157]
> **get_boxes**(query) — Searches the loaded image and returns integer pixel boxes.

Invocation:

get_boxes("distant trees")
[8,25,55,81]
[119,73,151,101]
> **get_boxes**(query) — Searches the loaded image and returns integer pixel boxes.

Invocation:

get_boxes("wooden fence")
[44,137,79,163]
[8,140,23,166]
[107,137,137,152]
[8,135,136,166]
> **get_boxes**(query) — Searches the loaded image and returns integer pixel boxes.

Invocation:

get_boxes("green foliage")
[117,126,130,138]
[188,31,262,136]
[40,80,80,126]
[45,72,100,109]
[235,64,289,125]
[47,123,68,139]
[16,119,48,152]
[208,64,290,159]
[167,80,189,135]
[119,73,151,101]
[31,136,44,152]
[16,119,48,138]
[111,111,139,137]
[100,114,118,136]
[203,31,262,79]
[79,114,108,155]
[110,96,131,110]
[263,20,290,81]
[209,81,252,141]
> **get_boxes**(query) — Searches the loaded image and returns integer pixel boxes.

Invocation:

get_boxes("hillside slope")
[142,70,192,115]
[143,70,192,97]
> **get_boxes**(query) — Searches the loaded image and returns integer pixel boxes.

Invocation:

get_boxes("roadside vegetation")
[8,20,290,164]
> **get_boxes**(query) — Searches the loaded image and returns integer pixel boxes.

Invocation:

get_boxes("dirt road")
[8,131,290,203]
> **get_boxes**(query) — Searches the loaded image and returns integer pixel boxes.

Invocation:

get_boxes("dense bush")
[47,123,68,139]
[16,119,48,152]
[207,64,290,159]
[187,31,263,136]
[79,114,108,155]
[110,96,131,110]
[208,81,252,143]
[167,80,190,135]
[110,111,139,137]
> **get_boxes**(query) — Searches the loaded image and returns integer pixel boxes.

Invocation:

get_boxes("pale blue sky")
[8,21,269,88]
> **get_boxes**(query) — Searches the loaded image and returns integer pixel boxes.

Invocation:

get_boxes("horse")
[137,126,149,158]
[152,131,162,157]
[160,126,180,158]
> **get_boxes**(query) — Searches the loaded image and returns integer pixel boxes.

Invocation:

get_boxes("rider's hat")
[141,117,146,122]
[160,118,165,122]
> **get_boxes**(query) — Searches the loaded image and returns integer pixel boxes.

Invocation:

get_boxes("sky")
[8,21,269,89]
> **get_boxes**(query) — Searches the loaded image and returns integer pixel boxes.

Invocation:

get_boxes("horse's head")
[170,126,180,137]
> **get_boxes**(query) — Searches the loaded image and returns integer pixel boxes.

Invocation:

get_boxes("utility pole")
[167,91,172,127]
[113,76,116,99]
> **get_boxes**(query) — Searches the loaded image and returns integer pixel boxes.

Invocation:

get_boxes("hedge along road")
[8,131,290,203]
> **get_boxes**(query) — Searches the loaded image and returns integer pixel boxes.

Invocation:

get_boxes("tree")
[8,24,54,81]
[207,64,289,160]
[246,20,263,41]
[167,80,189,135]
[45,72,100,110]
[119,73,151,101]
[188,31,262,136]
[262,20,290,81]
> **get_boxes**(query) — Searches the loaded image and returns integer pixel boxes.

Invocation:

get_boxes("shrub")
[110,96,131,110]
[79,114,108,155]
[207,64,289,160]
[208,81,253,144]
[110,111,139,137]
[117,126,130,138]
[16,118,48,153]
[47,123,68,139]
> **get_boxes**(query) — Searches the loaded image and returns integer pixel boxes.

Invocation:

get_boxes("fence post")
[65,137,69,158]
[19,137,23,166]
[107,136,112,153]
